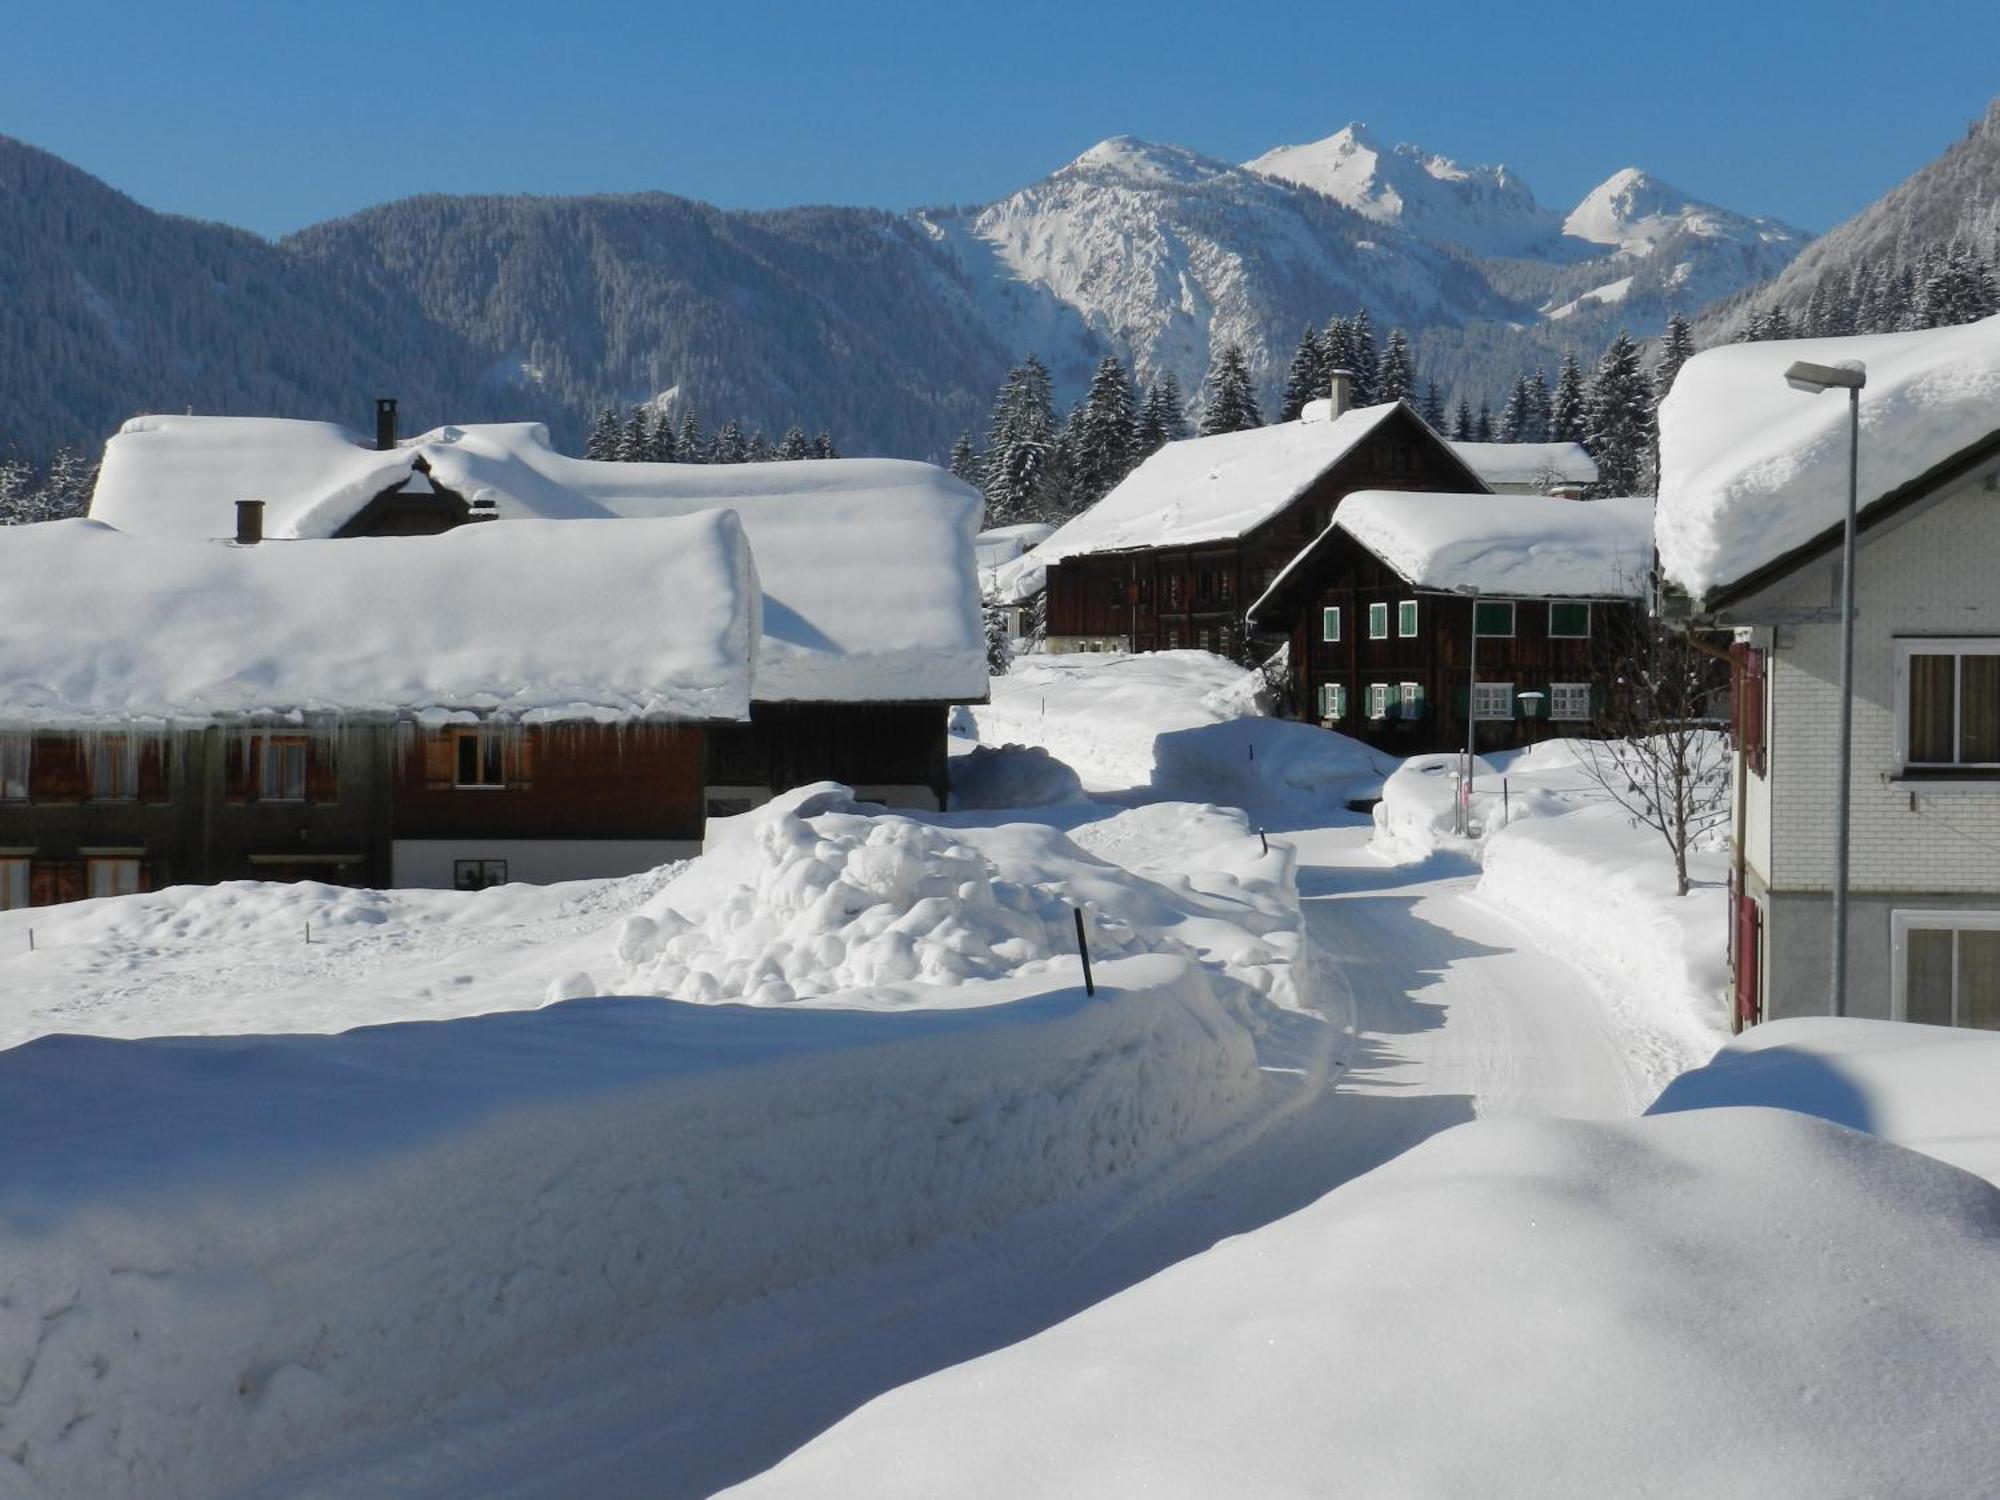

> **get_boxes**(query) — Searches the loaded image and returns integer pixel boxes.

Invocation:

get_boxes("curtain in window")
[1908,655,1956,763]
[1958,929,2000,1030]
[1959,655,2000,764]
[1905,928,1954,1025]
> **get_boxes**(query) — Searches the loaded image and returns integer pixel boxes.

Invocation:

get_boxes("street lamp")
[1784,357,1866,1018]
[1455,584,1481,836]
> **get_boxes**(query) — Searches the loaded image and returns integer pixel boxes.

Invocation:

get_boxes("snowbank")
[726,1107,2000,1498]
[1329,490,1652,596]
[948,743,1088,810]
[0,958,1269,1500]
[1650,1016,2000,1185]
[0,514,756,726]
[1657,314,2000,602]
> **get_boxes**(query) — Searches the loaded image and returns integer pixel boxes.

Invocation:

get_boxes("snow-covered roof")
[1448,440,1597,491]
[1656,315,2000,603]
[1032,403,1418,561]
[975,523,1055,569]
[90,416,987,704]
[1334,491,1652,596]
[0,515,757,727]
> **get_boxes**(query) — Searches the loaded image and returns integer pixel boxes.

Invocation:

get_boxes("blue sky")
[5,0,1997,238]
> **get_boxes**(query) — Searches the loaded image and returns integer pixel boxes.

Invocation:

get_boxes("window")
[1474,601,1516,638]
[1898,640,2000,770]
[1318,682,1347,721]
[0,858,26,911]
[88,737,137,801]
[1398,600,1419,638]
[86,858,141,899]
[1321,607,1341,643]
[1368,683,1400,720]
[259,738,307,802]
[1894,911,2000,1029]
[453,859,510,892]
[454,731,507,788]
[1548,601,1591,638]
[1471,682,1515,719]
[1551,683,1594,721]
[1197,629,1213,652]
[0,737,26,801]
[1166,627,1182,649]
[1367,602,1389,639]
[1399,682,1425,720]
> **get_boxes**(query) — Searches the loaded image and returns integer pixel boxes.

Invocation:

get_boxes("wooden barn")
[1032,389,1491,658]
[0,512,759,906]
[1247,492,1654,755]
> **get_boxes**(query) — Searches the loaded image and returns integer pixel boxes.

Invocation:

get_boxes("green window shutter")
[1332,683,1347,720]
[1321,607,1340,642]
[1549,601,1590,637]
[1454,684,1470,715]
[1398,600,1419,637]
[1474,601,1514,637]
[1368,602,1388,638]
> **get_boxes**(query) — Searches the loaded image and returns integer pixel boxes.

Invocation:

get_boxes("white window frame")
[1321,607,1341,643]
[1891,909,2000,1025]
[1319,682,1347,721]
[0,857,27,911]
[1893,638,2000,773]
[0,736,27,802]
[1547,601,1592,639]
[1367,682,1391,720]
[1473,600,1516,639]
[1471,682,1515,720]
[86,857,142,900]
[1367,602,1389,640]
[1550,682,1593,721]
[1397,600,1419,638]
[1399,681,1424,720]
[260,737,307,802]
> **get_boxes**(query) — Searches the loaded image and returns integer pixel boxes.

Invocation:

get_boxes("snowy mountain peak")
[1563,167,1805,258]
[1063,136,1233,188]
[1244,124,1560,258]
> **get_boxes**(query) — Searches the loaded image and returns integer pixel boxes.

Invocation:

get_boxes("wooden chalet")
[1248,492,1654,755]
[1034,388,1491,658]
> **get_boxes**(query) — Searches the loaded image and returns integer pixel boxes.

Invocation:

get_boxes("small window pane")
[87,859,141,900]
[457,734,479,785]
[1400,682,1424,719]
[1474,601,1515,637]
[1908,654,1956,763]
[1905,928,1954,1025]
[1549,602,1590,638]
[1321,608,1340,643]
[1368,603,1388,639]
[1959,930,2000,1030]
[1398,601,1418,637]
[89,738,137,800]
[1552,683,1592,720]
[1960,655,2000,764]
[484,735,505,785]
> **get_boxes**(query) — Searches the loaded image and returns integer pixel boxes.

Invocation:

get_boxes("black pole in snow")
[1073,906,1095,997]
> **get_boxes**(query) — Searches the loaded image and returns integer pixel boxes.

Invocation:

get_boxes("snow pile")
[949,743,1088,810]
[726,1107,2000,1499]
[1369,752,1491,862]
[1330,490,1652,596]
[1650,1016,2000,1185]
[0,955,1273,1500]
[0,514,756,726]
[612,785,1316,1012]
[1032,403,1405,561]
[1446,439,1597,490]
[1656,314,2000,601]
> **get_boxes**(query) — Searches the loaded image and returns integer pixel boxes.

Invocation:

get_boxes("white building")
[1656,314,2000,1028]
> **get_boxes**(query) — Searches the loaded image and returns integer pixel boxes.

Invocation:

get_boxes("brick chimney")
[1327,368,1354,419]
[235,500,264,545]
[374,397,398,452]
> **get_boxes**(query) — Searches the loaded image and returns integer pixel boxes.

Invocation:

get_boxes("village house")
[1248,491,1652,754]
[1655,313,2000,1030]
[1448,439,1598,497]
[0,512,758,906]
[1032,383,1492,657]
[89,409,988,816]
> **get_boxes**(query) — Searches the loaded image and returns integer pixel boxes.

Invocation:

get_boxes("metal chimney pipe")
[375,397,398,452]
[235,500,265,545]
[1328,368,1354,419]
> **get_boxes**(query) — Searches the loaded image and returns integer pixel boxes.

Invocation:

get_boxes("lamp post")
[1457,584,1481,836]
[1784,357,1866,1018]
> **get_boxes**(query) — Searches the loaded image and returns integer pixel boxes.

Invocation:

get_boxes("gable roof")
[1248,492,1652,627]
[1448,440,1598,491]
[1031,401,1486,563]
[89,416,987,704]
[1656,314,2000,605]
[0,515,757,728]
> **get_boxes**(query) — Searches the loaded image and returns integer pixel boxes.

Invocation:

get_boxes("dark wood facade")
[0,721,709,907]
[1250,526,1639,755]
[1042,405,1488,656]
[705,702,950,812]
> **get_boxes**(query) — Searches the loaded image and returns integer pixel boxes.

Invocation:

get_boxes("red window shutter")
[224,734,256,804]
[424,733,455,791]
[1732,645,1768,777]
[1733,891,1762,1029]
[137,738,171,804]
[29,737,83,802]
[305,738,339,804]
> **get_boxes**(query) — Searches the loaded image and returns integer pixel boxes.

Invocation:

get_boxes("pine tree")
[1550,354,1588,443]
[1041,406,1087,522]
[745,429,774,463]
[1198,344,1263,435]
[1279,327,1328,421]
[647,413,678,463]
[1419,381,1447,430]
[811,431,840,459]
[1655,313,1695,405]
[617,406,653,463]
[711,419,749,464]
[1585,330,1654,496]
[1075,354,1137,502]
[1347,311,1379,406]
[982,356,1057,525]
[1375,327,1415,404]
[1522,370,1553,444]
[1450,397,1474,442]
[1497,375,1532,442]
[1474,402,1495,443]
[1321,316,1355,390]
[947,431,978,483]
[584,406,622,461]
[35,447,96,520]
[676,410,706,463]
[0,454,42,524]
[1154,371,1190,442]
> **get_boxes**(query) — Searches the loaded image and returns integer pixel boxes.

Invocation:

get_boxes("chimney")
[1327,368,1354,419]
[375,397,398,452]
[235,500,265,545]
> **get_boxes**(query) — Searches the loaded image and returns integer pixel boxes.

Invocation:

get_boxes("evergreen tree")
[745,429,774,463]
[811,431,840,459]
[1450,397,1474,442]
[584,405,622,461]
[1075,354,1138,501]
[1522,370,1553,444]
[947,431,978,483]
[1497,375,1532,442]
[1321,316,1356,390]
[676,410,706,463]
[1474,402,1495,443]
[646,412,677,462]
[1550,353,1589,443]
[1041,407,1087,522]
[1585,330,1654,496]
[1655,312,1695,405]
[711,419,749,464]
[779,426,812,461]
[1347,310,1379,406]
[617,405,653,463]
[0,454,43,524]
[1154,371,1190,442]
[984,600,1012,676]
[1375,327,1416,404]
[1279,326,1328,421]
[982,355,1057,525]
[1419,380,1447,429]
[1198,344,1263,435]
